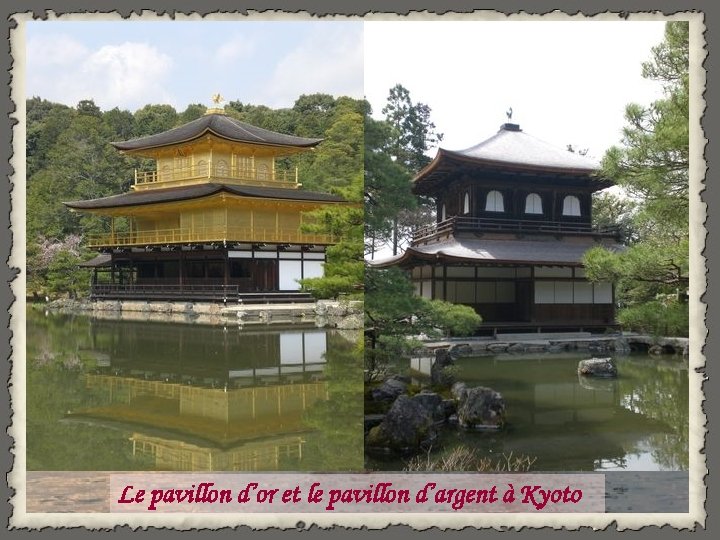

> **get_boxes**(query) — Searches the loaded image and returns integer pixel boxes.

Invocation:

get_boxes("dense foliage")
[363,86,482,377]
[26,94,365,299]
[585,22,690,336]
[365,267,481,378]
[365,84,442,256]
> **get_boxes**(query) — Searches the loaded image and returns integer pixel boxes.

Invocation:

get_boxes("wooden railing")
[85,226,336,248]
[90,284,316,303]
[91,283,240,301]
[412,216,620,243]
[134,162,300,189]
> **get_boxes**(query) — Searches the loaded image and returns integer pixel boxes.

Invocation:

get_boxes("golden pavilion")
[65,103,345,302]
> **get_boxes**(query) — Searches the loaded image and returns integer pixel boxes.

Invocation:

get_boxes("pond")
[370,351,688,472]
[25,307,364,472]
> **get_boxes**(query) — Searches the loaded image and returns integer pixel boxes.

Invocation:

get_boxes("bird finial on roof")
[205,94,227,115]
[506,107,513,121]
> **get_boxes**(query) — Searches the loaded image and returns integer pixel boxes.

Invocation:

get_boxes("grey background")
[2,0,714,535]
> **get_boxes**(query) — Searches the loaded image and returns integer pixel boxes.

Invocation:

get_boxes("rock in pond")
[431,348,456,386]
[371,376,409,402]
[365,395,437,453]
[456,386,506,430]
[412,390,446,423]
[578,357,618,378]
[451,381,468,401]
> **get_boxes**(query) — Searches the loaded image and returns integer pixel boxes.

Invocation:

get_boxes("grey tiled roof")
[412,124,611,196]
[451,123,600,171]
[372,236,623,267]
[78,253,112,267]
[64,183,345,210]
[112,113,323,151]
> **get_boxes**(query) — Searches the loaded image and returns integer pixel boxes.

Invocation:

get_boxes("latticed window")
[524,193,543,214]
[562,195,581,216]
[485,190,504,212]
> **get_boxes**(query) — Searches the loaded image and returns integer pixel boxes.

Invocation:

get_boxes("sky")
[364,20,668,161]
[24,20,365,111]
[24,18,667,162]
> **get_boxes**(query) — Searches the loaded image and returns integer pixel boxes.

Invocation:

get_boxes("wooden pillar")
[179,249,184,289]
[224,250,229,287]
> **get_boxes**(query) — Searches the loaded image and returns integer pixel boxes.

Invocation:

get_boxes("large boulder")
[448,343,473,359]
[451,381,468,401]
[578,357,618,378]
[613,338,631,355]
[456,386,506,430]
[371,376,409,402]
[431,348,455,386]
[411,390,446,423]
[365,395,437,452]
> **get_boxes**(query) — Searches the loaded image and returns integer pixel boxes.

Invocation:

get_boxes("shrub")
[618,299,688,337]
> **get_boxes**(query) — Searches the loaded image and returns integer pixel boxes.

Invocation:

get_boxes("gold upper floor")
[131,136,303,191]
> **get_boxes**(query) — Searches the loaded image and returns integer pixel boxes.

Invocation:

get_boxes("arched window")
[485,190,504,212]
[524,193,543,214]
[257,163,269,181]
[463,192,470,214]
[196,159,208,177]
[216,159,229,177]
[562,195,581,216]
[441,204,447,221]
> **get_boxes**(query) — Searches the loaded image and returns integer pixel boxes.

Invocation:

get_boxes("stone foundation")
[38,297,363,329]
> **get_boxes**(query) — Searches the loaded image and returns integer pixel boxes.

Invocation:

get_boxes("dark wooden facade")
[87,244,327,302]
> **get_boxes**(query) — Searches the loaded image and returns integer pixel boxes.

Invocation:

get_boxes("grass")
[404,446,537,472]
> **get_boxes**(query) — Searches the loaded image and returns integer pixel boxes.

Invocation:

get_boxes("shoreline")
[31,297,364,330]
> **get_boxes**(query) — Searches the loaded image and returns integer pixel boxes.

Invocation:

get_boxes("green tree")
[381,84,443,172]
[365,267,481,378]
[376,84,443,255]
[299,173,364,298]
[178,103,207,124]
[292,93,337,137]
[584,21,690,336]
[27,111,134,239]
[26,98,74,178]
[364,114,415,256]
[133,104,178,137]
[46,249,90,299]
[592,191,638,244]
[103,107,136,141]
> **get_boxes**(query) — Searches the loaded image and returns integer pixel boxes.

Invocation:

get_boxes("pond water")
[370,352,688,472]
[25,307,363,472]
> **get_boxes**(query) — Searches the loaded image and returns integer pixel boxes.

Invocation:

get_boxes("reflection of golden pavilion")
[71,374,328,471]
[130,433,305,472]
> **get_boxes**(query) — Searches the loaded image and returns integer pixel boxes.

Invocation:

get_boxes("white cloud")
[27,34,88,67]
[26,39,176,111]
[263,24,364,107]
[79,42,175,109]
[214,35,256,64]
